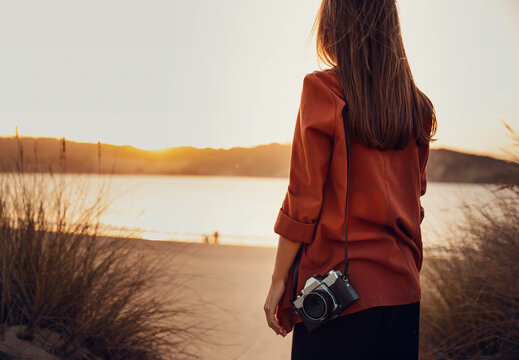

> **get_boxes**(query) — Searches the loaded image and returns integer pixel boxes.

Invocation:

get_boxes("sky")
[0,0,518,160]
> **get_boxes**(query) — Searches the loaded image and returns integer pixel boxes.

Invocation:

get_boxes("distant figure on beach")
[213,231,219,245]
[263,1,437,359]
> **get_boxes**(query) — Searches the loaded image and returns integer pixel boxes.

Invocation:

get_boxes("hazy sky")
[1,0,518,160]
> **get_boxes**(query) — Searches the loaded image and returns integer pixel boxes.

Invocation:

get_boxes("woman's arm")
[264,235,302,337]
[271,235,302,281]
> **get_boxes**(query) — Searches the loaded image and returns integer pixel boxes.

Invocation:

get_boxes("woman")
[264,0,437,359]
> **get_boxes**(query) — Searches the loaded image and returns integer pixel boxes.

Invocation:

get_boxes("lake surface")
[1,173,507,248]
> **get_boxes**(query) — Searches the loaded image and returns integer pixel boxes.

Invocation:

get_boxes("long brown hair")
[310,0,437,150]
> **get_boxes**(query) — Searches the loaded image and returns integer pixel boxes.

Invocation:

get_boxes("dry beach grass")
[0,137,205,359]
[419,122,519,359]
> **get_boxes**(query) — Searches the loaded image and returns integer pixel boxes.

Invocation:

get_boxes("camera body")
[290,269,360,332]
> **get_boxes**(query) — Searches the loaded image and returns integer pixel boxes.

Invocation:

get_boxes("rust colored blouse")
[273,69,431,334]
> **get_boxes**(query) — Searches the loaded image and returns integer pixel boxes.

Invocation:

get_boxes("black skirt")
[291,301,420,360]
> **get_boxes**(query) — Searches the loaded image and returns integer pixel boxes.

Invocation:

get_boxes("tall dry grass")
[0,134,203,359]
[420,122,519,360]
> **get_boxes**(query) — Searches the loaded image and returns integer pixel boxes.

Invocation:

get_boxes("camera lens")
[302,289,334,320]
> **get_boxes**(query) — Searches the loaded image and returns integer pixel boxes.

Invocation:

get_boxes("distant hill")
[426,148,518,184]
[1,137,518,184]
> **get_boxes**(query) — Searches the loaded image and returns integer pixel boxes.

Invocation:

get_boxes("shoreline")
[98,234,279,250]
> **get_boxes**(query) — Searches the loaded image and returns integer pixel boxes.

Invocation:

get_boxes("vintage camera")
[291,269,360,332]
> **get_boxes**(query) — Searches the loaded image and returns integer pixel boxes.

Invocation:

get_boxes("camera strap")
[343,105,351,278]
[291,105,351,300]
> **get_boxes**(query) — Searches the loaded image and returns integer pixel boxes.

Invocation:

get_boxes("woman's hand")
[264,276,287,337]
[264,235,301,337]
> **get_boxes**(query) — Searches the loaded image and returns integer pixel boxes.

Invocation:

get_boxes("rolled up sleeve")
[273,73,336,244]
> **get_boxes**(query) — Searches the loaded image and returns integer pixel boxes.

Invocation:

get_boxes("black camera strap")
[291,105,351,300]
[343,105,351,278]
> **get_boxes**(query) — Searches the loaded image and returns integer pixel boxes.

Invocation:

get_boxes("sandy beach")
[120,237,292,360]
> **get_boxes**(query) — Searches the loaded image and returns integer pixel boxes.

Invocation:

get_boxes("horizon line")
[0,134,514,162]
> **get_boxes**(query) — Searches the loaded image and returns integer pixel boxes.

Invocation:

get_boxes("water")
[0,173,506,247]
